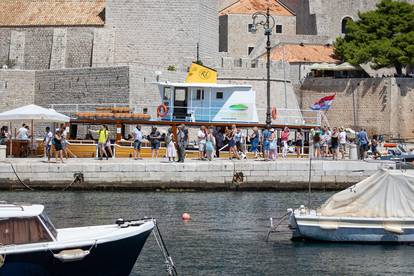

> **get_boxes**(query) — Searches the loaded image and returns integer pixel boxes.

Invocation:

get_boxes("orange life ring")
[157,104,169,118]
[271,107,277,120]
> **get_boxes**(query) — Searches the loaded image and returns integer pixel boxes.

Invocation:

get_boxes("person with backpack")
[132,125,143,160]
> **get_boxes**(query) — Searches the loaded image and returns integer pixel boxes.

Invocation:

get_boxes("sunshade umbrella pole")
[31,119,34,157]
[9,121,12,157]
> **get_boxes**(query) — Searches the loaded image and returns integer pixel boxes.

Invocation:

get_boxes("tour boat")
[0,203,155,276]
[288,169,414,243]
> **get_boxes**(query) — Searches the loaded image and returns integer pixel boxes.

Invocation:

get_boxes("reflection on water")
[2,191,414,275]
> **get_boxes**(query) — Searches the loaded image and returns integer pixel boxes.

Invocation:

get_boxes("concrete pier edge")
[0,158,396,191]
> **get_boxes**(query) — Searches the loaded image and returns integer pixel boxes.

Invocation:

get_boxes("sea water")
[3,191,414,275]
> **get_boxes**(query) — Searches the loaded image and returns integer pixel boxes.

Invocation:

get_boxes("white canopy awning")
[0,104,70,123]
[310,62,360,71]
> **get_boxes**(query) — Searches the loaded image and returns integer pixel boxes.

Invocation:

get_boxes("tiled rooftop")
[265,44,339,63]
[219,0,294,16]
[0,0,106,27]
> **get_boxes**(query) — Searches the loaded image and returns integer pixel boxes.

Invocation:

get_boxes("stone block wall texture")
[221,14,296,58]
[0,70,35,111]
[297,77,414,139]
[24,28,54,70]
[0,27,96,70]
[50,29,67,70]
[34,67,130,114]
[0,29,11,66]
[104,0,219,68]
[65,28,95,69]
[9,31,26,69]
[0,0,219,70]
[92,29,115,67]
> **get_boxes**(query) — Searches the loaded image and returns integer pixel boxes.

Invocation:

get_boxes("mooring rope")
[62,172,84,191]
[7,162,83,192]
[152,221,178,276]
[9,162,34,191]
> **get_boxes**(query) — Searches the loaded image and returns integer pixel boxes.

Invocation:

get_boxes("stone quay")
[0,158,395,191]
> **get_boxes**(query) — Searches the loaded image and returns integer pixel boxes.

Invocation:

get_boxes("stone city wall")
[297,77,414,139]
[0,70,35,112]
[103,0,219,68]
[34,66,130,112]
[0,0,219,70]
[0,27,96,70]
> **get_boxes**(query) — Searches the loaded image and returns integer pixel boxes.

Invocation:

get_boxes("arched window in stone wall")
[341,17,353,34]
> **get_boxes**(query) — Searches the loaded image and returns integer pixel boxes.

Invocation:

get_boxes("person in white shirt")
[339,128,347,159]
[132,125,143,160]
[197,126,207,160]
[43,127,53,162]
[17,123,29,139]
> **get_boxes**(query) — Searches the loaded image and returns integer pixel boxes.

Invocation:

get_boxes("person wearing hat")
[149,126,161,158]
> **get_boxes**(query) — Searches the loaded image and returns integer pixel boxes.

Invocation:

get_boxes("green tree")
[334,0,414,75]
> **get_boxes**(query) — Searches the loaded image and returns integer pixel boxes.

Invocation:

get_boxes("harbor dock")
[0,158,395,191]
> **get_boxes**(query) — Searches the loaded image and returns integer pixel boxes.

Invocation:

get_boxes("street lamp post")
[250,8,275,129]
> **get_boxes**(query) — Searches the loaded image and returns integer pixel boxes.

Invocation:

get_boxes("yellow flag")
[185,63,217,83]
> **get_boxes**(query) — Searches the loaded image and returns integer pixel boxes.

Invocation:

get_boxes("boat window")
[175,88,187,101]
[39,213,58,239]
[216,92,223,99]
[195,89,204,100]
[163,87,171,101]
[0,217,53,245]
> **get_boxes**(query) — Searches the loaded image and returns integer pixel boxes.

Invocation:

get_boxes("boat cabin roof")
[0,203,44,218]
[154,82,252,89]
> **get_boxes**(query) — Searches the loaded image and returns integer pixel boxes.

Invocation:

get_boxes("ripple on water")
[2,191,414,275]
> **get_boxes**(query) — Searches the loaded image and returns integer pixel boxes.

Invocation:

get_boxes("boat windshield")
[39,212,58,239]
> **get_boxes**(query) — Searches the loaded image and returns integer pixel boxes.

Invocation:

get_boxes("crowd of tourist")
[0,122,387,163]
[126,124,381,162]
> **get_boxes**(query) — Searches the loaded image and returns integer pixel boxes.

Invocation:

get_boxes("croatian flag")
[310,94,336,110]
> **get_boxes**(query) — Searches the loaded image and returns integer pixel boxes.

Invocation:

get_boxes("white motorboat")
[288,169,414,243]
[0,203,159,276]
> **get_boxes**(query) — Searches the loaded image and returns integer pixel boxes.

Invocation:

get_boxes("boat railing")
[49,103,321,126]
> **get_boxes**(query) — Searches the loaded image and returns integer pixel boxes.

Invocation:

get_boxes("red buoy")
[181,213,191,221]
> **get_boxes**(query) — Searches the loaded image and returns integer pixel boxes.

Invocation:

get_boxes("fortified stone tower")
[0,0,219,70]
[96,0,219,68]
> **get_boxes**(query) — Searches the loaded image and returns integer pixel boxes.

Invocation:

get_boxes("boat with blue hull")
[288,169,414,243]
[0,203,155,276]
